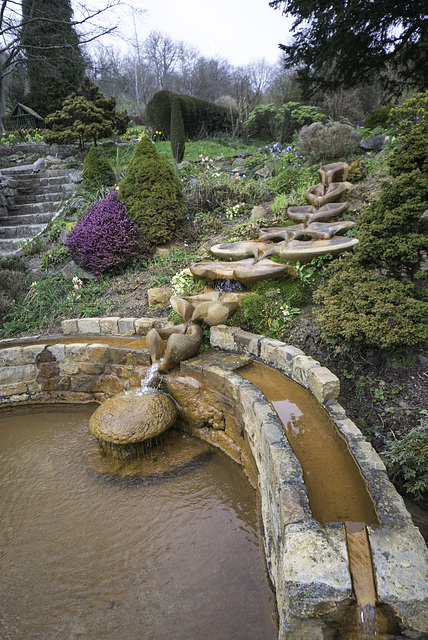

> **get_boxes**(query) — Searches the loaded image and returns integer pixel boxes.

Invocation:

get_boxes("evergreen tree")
[21,0,84,116]
[270,0,428,98]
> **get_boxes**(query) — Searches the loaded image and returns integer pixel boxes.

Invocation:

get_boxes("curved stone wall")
[0,326,427,639]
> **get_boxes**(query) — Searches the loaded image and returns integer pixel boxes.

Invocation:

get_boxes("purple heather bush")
[66,191,140,275]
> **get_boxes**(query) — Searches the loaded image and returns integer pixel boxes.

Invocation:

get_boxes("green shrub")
[388,89,428,133]
[243,104,277,140]
[356,170,428,276]
[364,105,393,130]
[356,121,428,277]
[234,278,304,339]
[298,121,360,162]
[313,264,428,350]
[82,146,116,189]
[276,102,327,144]
[383,416,428,501]
[118,136,187,245]
[387,120,428,178]
[170,95,186,163]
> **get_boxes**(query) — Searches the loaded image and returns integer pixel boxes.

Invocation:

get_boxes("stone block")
[117,318,136,334]
[100,317,120,334]
[77,318,100,334]
[308,366,340,403]
[148,286,173,306]
[233,329,262,356]
[61,319,78,335]
[368,524,428,638]
[0,364,37,385]
[209,325,237,350]
[280,487,307,526]
[292,355,320,388]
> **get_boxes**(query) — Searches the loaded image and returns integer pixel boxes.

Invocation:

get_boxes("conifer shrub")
[298,121,360,162]
[82,146,116,189]
[355,121,428,277]
[383,415,428,502]
[363,105,393,130]
[313,264,428,350]
[170,95,186,163]
[66,191,140,275]
[118,136,187,245]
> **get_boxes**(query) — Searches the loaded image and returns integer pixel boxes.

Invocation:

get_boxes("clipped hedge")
[118,136,187,245]
[146,90,235,139]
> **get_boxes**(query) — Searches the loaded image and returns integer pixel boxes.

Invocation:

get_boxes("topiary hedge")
[170,94,186,163]
[82,146,116,189]
[146,90,235,139]
[117,136,187,245]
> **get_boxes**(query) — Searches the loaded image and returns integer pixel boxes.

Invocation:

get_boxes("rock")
[32,158,45,173]
[191,299,238,326]
[158,323,203,373]
[360,135,385,152]
[148,286,173,306]
[61,260,96,280]
[89,388,177,444]
[255,163,274,179]
[250,205,268,220]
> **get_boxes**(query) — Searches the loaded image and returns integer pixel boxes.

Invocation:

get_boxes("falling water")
[213,278,245,292]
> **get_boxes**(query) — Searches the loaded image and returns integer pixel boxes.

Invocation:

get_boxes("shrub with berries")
[66,191,140,275]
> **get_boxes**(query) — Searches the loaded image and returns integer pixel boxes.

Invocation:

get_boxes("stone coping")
[61,316,172,336]
[0,322,427,639]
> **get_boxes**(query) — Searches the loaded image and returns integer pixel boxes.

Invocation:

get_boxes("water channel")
[0,404,277,640]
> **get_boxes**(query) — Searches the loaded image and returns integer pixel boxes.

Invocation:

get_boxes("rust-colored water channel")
[237,362,404,639]
[0,334,147,349]
[237,361,379,526]
[0,404,276,640]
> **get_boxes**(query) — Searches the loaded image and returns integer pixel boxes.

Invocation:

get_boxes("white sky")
[114,0,294,67]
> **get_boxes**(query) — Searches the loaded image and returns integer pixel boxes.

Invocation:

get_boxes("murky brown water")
[0,404,276,640]
[237,362,379,525]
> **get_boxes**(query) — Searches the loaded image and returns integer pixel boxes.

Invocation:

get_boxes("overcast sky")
[112,0,294,67]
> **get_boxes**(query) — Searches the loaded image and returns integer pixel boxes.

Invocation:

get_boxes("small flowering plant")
[71,276,83,299]
[171,268,195,296]
[225,202,249,219]
[199,154,214,167]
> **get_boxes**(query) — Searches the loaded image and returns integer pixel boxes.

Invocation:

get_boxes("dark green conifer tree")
[21,0,85,116]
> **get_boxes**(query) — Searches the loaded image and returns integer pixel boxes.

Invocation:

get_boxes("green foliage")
[298,121,360,162]
[383,416,428,501]
[48,216,67,242]
[0,269,29,319]
[82,146,116,189]
[276,102,326,143]
[41,245,69,270]
[364,105,393,130]
[44,78,130,150]
[147,90,235,139]
[118,136,187,245]
[356,121,428,277]
[387,120,428,178]
[184,169,270,214]
[235,278,304,339]
[243,104,277,140]
[0,274,113,339]
[21,0,84,116]
[388,90,428,134]
[147,247,202,287]
[313,264,428,350]
[170,96,186,163]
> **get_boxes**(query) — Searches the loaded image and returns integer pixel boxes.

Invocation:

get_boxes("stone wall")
[0,325,427,639]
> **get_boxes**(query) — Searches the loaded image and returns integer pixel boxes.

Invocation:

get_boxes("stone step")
[15,192,65,205]
[10,176,71,191]
[8,201,62,215]
[0,238,27,255]
[0,212,54,226]
[0,223,46,239]
[1,166,70,178]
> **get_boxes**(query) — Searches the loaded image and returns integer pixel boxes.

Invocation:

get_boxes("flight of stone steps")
[0,162,74,257]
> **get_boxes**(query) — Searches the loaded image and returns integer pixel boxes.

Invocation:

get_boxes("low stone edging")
[0,320,427,639]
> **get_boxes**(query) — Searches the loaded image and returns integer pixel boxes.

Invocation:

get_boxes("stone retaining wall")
[0,322,427,639]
